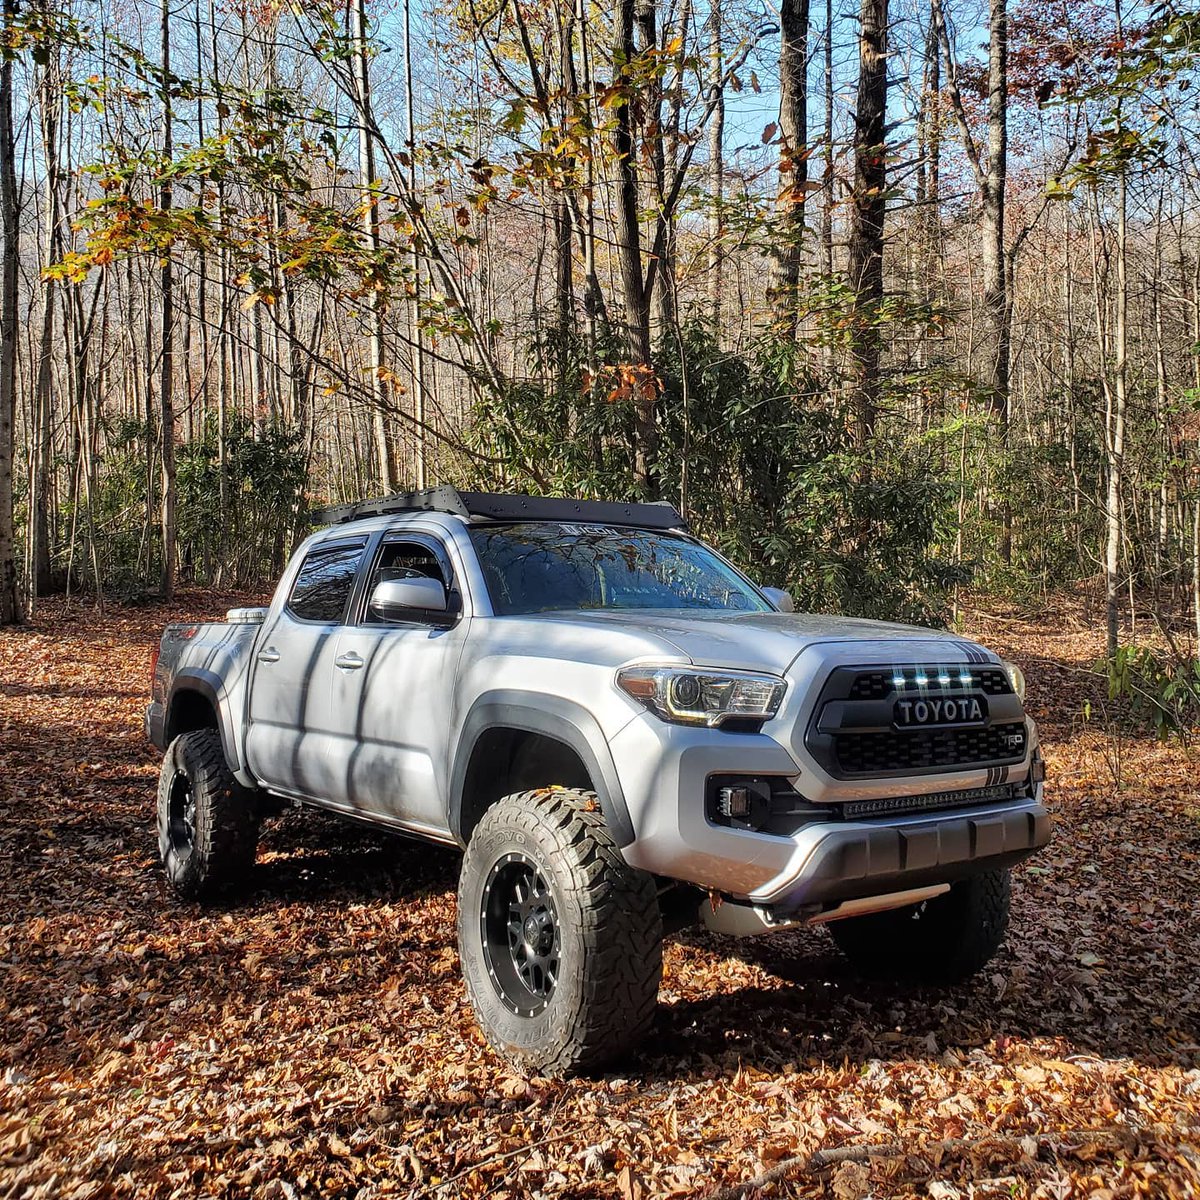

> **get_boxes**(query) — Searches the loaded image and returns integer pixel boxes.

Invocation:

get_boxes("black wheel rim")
[479,853,561,1017]
[166,769,196,858]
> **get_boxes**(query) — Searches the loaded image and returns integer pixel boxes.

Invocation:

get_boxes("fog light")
[717,785,752,819]
[1031,751,1046,784]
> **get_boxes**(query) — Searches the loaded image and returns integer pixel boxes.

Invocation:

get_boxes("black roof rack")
[311,487,688,532]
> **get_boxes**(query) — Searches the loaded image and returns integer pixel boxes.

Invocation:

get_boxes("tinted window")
[469,524,770,616]
[287,541,366,622]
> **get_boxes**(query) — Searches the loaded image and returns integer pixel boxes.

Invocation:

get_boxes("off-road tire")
[457,788,662,1076]
[828,869,1011,982]
[157,730,260,901]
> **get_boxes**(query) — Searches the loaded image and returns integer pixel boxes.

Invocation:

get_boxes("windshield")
[468,523,772,616]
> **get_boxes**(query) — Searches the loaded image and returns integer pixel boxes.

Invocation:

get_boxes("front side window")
[362,539,453,622]
[469,524,770,616]
[287,541,366,622]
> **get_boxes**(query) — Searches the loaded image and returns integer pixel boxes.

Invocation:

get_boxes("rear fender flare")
[166,669,246,779]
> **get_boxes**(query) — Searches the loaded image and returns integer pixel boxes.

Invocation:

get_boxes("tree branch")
[704,1123,1200,1200]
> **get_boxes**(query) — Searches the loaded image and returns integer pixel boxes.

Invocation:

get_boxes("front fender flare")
[450,691,635,848]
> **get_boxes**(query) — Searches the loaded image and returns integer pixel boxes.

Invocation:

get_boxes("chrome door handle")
[335,651,364,670]
[257,647,281,664]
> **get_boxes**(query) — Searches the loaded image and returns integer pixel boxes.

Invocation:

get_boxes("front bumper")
[610,711,1050,905]
[753,798,1050,912]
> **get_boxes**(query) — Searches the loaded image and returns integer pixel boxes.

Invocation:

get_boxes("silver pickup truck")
[147,487,1049,1075]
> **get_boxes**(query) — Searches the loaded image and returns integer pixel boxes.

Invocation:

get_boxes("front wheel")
[457,788,662,1076]
[828,869,1011,982]
[157,729,260,901]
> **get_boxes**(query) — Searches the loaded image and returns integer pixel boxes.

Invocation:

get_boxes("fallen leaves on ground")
[1,592,1198,1199]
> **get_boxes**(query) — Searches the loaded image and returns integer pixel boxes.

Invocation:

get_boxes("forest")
[0,0,1195,652]
[1,0,1200,1196]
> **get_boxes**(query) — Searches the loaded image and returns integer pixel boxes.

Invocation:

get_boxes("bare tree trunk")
[210,0,229,517]
[575,0,601,384]
[768,0,810,334]
[634,0,670,338]
[612,0,656,491]
[1153,187,1169,575]
[352,0,394,492]
[33,43,63,598]
[820,0,833,281]
[707,0,724,329]
[0,0,21,623]
[404,0,427,488]
[657,0,689,339]
[935,0,1008,425]
[981,0,1009,424]
[1105,144,1128,659]
[160,0,177,600]
[982,0,1011,560]
[1104,2,1128,660]
[845,0,888,447]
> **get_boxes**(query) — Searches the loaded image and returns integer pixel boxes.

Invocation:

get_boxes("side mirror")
[762,586,795,613]
[369,576,449,622]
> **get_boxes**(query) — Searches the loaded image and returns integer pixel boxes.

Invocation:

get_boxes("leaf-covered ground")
[1,595,1198,1199]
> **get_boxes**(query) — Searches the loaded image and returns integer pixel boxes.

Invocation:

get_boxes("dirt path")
[1,595,1198,1198]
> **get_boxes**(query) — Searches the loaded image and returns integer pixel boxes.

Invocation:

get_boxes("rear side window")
[287,541,366,623]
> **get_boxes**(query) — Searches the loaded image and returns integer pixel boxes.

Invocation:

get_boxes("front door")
[326,534,469,835]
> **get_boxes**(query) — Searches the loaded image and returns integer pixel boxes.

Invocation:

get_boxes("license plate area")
[893,694,989,729]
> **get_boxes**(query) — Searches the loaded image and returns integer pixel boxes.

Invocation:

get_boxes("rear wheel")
[157,729,260,901]
[457,788,662,1076]
[828,869,1011,982]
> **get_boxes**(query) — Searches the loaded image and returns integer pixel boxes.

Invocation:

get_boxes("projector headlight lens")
[617,665,787,727]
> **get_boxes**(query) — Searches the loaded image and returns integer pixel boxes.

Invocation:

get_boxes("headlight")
[616,665,786,727]
[1003,660,1026,701]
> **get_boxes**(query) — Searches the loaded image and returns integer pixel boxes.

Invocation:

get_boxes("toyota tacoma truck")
[147,487,1050,1075]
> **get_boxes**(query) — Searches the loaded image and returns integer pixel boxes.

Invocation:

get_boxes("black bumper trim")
[773,802,1051,912]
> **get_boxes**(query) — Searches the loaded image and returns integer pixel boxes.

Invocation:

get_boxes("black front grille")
[847,665,1013,700]
[835,722,1027,776]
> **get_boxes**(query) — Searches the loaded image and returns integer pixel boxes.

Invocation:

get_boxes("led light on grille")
[842,782,1021,819]
[617,665,786,728]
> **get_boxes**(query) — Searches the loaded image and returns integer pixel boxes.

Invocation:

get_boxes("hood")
[518,609,970,674]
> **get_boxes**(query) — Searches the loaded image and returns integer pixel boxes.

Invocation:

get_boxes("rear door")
[245,536,368,797]
[324,532,469,835]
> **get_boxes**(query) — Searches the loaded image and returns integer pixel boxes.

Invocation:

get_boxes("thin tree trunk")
[160,0,177,600]
[352,0,394,492]
[768,0,810,334]
[634,0,670,338]
[820,0,833,281]
[0,0,21,623]
[32,43,62,598]
[1104,1,1128,660]
[845,0,888,447]
[981,0,1009,424]
[612,0,656,491]
[404,0,426,488]
[1105,145,1128,659]
[707,0,724,329]
[982,0,1011,559]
